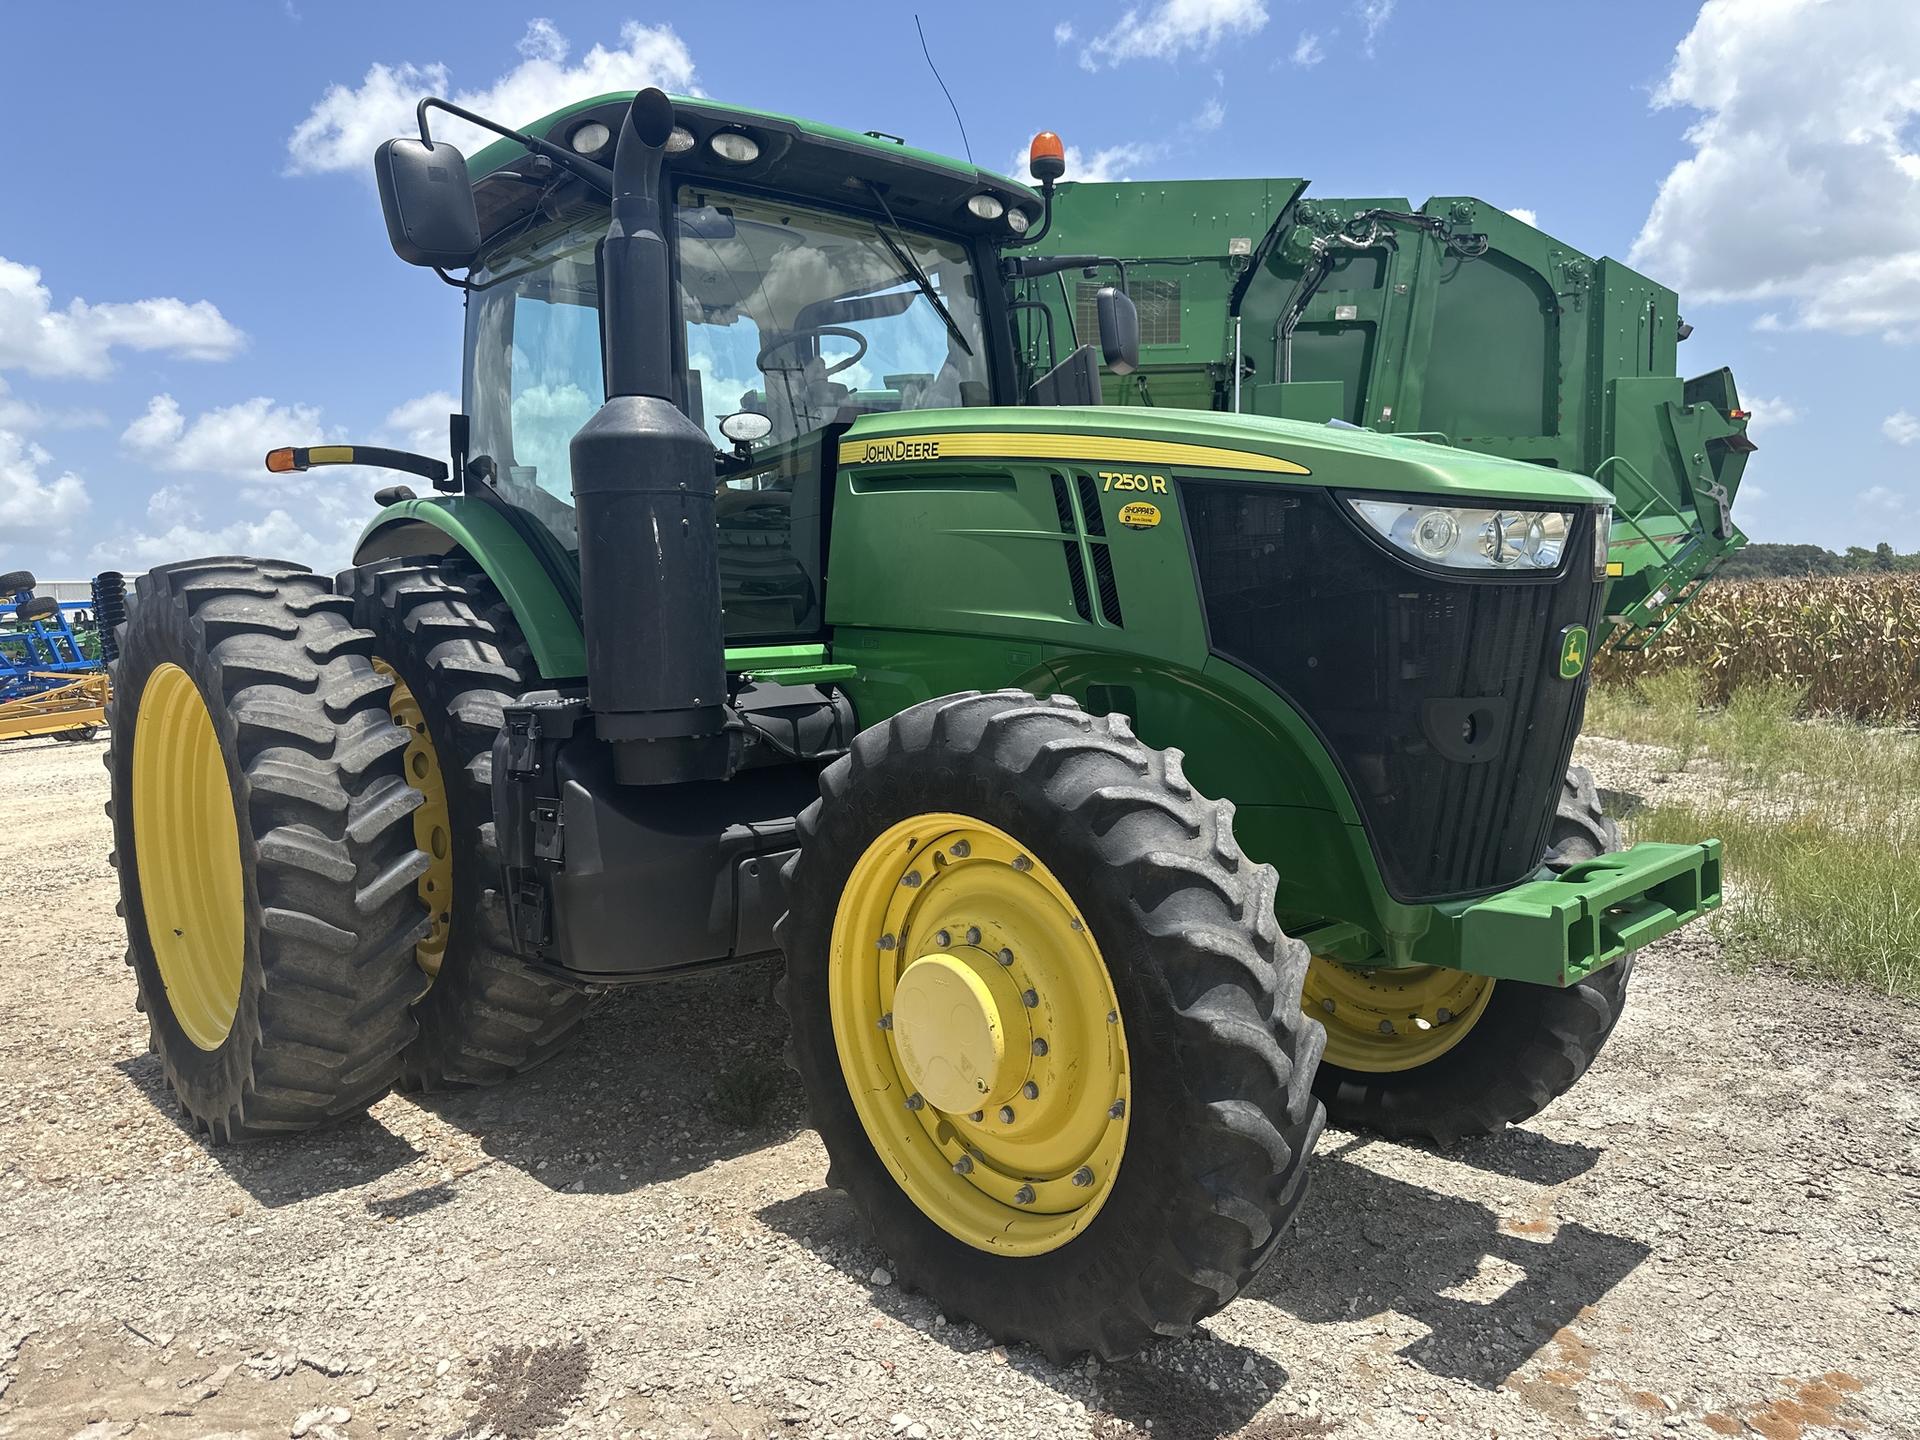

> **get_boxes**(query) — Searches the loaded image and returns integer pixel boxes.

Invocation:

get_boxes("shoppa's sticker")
[1117,501,1162,530]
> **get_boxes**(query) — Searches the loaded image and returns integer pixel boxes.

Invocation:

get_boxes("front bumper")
[1414,839,1723,986]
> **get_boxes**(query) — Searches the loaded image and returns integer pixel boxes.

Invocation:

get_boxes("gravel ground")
[2,732,1915,1440]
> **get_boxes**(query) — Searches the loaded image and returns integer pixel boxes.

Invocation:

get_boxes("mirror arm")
[1003,252,1130,294]
[263,445,450,486]
[415,97,613,195]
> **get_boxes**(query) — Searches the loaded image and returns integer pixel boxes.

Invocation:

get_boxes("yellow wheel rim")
[1303,955,1494,1072]
[131,663,245,1051]
[830,814,1130,1256]
[376,662,451,980]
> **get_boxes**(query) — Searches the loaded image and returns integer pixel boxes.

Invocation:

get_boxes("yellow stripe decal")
[841,432,1311,476]
[307,445,355,464]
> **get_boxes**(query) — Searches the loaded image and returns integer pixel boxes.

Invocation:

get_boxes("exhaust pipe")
[570,88,731,785]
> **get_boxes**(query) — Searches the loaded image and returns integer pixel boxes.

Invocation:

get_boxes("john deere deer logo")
[1558,625,1590,679]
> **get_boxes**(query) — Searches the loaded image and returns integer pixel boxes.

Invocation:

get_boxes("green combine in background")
[1013,180,1755,644]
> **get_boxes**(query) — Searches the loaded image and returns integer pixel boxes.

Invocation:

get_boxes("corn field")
[1596,574,1920,724]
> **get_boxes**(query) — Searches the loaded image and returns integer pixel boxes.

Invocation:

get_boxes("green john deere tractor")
[102,90,1721,1360]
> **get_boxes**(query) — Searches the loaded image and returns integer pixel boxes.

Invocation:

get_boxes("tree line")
[1718,542,1920,579]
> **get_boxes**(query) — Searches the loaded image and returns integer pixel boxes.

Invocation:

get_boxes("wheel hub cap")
[892,951,1031,1114]
[1303,956,1495,1072]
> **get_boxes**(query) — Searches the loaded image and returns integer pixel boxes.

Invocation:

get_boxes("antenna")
[915,14,973,165]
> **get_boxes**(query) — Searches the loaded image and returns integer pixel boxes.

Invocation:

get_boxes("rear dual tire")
[106,560,428,1139]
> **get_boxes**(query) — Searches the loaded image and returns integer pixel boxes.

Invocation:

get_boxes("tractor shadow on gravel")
[758,1185,1295,1440]
[117,960,805,1206]
[410,961,807,1196]
[1252,1138,1651,1388]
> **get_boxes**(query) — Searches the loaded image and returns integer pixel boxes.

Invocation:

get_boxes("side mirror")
[374,138,481,268]
[1095,285,1139,376]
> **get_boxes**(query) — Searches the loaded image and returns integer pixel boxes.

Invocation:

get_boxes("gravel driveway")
[2,733,1914,1440]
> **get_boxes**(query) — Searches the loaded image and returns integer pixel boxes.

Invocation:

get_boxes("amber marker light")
[265,447,301,474]
[1029,131,1066,185]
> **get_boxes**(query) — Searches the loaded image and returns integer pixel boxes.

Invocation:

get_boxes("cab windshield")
[463,188,993,548]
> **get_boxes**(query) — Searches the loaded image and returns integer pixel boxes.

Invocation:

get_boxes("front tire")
[349,556,592,1090]
[1307,765,1634,1145]
[106,559,429,1139]
[778,691,1324,1361]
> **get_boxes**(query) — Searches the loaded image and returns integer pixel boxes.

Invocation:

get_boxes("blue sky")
[2,0,1916,579]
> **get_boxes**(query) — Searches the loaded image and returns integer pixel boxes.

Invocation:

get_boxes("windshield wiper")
[865,183,974,359]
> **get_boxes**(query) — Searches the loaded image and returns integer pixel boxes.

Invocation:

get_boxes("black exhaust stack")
[570,89,730,785]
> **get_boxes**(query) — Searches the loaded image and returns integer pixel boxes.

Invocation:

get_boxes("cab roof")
[467,91,1041,251]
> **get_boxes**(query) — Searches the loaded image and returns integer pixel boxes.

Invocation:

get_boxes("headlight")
[710,131,760,164]
[1348,499,1572,571]
[1593,504,1612,580]
[966,193,1005,220]
[1005,207,1031,234]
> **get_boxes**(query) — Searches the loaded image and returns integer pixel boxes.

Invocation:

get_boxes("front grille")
[1184,484,1602,902]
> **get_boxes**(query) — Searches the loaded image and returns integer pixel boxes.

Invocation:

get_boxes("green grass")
[1586,671,1920,998]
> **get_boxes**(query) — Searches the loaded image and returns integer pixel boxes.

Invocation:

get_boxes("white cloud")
[0,428,90,533]
[287,20,699,175]
[1290,32,1325,66]
[1053,21,1075,44]
[0,378,105,433]
[1080,0,1267,70]
[1737,393,1799,433]
[1194,95,1227,133]
[1354,0,1394,54]
[378,390,459,457]
[88,487,370,575]
[123,394,338,478]
[0,256,244,380]
[1628,0,1920,340]
[1885,410,1920,446]
[1506,207,1539,228]
[1860,484,1908,516]
[1011,139,1162,185]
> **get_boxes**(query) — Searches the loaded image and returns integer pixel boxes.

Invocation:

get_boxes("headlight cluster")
[1348,499,1577,573]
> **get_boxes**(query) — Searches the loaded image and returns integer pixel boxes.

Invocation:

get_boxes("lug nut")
[1012,855,1032,872]
[953,1155,974,1175]
[934,929,951,947]
[1070,918,1085,932]
[1108,1099,1126,1119]
[1070,1166,1094,1187]
[1032,1038,1049,1056]
[999,1106,1016,1124]
[997,947,1015,966]
[1435,1007,1453,1024]
[950,840,971,859]
[968,1110,984,1123]
[878,934,897,951]
[1022,989,1039,1008]
[902,871,923,888]
[965,926,982,946]
[1321,997,1336,1015]
[1106,1010,1118,1025]
[1379,1019,1395,1035]
[1022,1081,1039,1100]
[878,1012,894,1031]
[1014,1184,1036,1205]
[905,1093,925,1111]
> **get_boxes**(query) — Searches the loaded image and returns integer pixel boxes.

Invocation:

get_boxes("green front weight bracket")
[1416,840,1724,987]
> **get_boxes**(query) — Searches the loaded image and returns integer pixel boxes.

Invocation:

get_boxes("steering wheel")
[755,325,868,378]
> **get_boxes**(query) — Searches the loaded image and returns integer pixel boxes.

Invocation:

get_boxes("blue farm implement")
[0,571,120,742]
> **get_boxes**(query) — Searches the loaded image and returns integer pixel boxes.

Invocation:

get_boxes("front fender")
[355,498,586,679]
